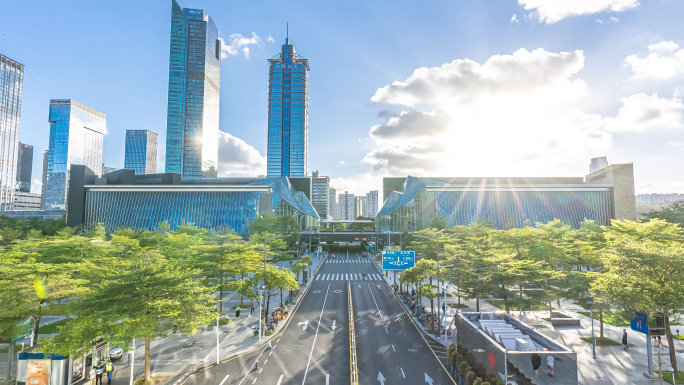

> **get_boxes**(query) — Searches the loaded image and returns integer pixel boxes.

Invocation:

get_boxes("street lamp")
[669,366,676,385]
[216,311,231,364]
[413,234,442,339]
[260,234,291,341]
[587,300,596,359]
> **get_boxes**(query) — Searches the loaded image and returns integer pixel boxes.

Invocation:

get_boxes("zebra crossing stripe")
[316,274,320,280]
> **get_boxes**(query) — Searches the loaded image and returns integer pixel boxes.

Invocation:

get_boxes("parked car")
[362,251,368,257]
[109,347,123,361]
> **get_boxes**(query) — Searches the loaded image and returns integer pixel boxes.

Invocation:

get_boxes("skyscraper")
[355,196,367,218]
[0,54,24,210]
[44,99,106,210]
[41,150,48,209]
[366,190,379,217]
[165,0,220,177]
[328,187,337,220]
[338,191,355,221]
[16,142,33,193]
[267,29,310,176]
[311,171,329,219]
[125,130,159,175]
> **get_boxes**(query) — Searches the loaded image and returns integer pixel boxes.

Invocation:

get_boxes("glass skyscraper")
[45,99,106,210]
[124,130,158,175]
[0,54,24,210]
[267,34,310,176]
[165,0,221,177]
[16,142,33,193]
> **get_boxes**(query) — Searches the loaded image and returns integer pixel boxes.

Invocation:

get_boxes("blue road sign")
[382,250,416,271]
[631,312,649,334]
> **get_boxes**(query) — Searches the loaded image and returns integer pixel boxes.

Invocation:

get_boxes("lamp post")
[261,234,291,341]
[216,311,231,364]
[587,300,596,359]
[669,366,676,385]
[413,234,441,338]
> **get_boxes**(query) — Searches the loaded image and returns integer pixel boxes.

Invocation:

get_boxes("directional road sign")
[382,250,416,271]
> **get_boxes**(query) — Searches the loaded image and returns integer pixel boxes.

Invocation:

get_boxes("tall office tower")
[0,54,24,210]
[165,0,220,177]
[16,143,33,193]
[328,187,337,220]
[355,196,367,218]
[311,170,329,219]
[338,191,355,221]
[266,30,310,176]
[365,190,379,217]
[41,150,48,209]
[125,130,159,175]
[44,99,106,210]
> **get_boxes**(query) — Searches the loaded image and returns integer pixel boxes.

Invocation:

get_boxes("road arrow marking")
[377,371,386,385]
[331,320,337,331]
[377,285,382,289]
[313,290,321,294]
[298,320,309,331]
[424,373,434,384]
[334,290,342,293]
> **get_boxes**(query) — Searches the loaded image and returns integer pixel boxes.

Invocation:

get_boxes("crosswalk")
[325,259,373,264]
[315,273,383,281]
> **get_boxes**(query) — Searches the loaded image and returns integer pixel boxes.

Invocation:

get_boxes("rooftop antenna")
[285,22,289,59]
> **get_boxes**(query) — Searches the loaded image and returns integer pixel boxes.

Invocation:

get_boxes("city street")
[182,253,454,385]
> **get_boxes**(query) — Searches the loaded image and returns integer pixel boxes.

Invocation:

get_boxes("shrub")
[482,383,490,385]
[134,378,153,385]
[457,342,464,354]
[466,352,476,366]
[449,342,456,353]
[474,378,483,385]
[466,371,477,385]
[473,362,486,378]
[456,354,464,365]
[450,352,459,367]
[458,362,470,376]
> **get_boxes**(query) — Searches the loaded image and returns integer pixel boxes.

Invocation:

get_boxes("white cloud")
[596,16,620,24]
[267,35,275,43]
[511,14,519,23]
[217,131,266,177]
[605,93,684,132]
[364,48,683,178]
[519,0,638,24]
[339,160,345,165]
[331,173,382,196]
[219,32,263,59]
[31,179,42,194]
[625,41,684,80]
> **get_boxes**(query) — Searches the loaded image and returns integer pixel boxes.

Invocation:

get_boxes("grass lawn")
[578,311,631,327]
[673,335,684,341]
[218,318,234,326]
[0,346,9,353]
[38,318,70,334]
[448,303,469,309]
[580,336,620,346]
[657,371,684,384]
[231,304,251,309]
[487,300,556,311]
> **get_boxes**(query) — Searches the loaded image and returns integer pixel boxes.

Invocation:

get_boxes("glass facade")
[377,176,614,231]
[0,54,24,209]
[267,36,310,176]
[165,0,220,177]
[45,99,106,210]
[124,130,158,174]
[16,142,33,193]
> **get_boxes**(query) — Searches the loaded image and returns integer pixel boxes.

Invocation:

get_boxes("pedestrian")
[95,363,104,385]
[90,366,97,385]
[530,353,541,377]
[658,335,664,347]
[251,301,255,315]
[173,322,178,334]
[105,360,114,385]
[546,355,554,377]
[236,306,241,318]
[622,329,629,351]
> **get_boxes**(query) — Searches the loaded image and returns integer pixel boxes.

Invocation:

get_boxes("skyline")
[1,0,684,196]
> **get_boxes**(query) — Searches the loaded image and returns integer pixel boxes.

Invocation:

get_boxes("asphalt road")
[183,253,454,385]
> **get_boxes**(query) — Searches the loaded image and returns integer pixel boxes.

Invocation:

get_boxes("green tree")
[592,219,684,373]
[641,201,684,227]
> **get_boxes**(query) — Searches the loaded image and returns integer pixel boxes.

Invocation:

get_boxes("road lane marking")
[276,375,283,385]
[264,359,268,365]
[385,328,388,333]
[368,284,384,320]
[401,368,406,378]
[259,368,263,373]
[219,374,230,385]
[269,351,272,356]
[326,374,330,385]
[392,344,395,352]
[252,379,257,384]
[316,274,320,280]
[301,284,331,385]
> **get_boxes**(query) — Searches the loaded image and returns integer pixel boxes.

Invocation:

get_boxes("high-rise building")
[41,150,48,209]
[266,30,310,177]
[311,171,329,219]
[366,190,379,218]
[355,196,367,218]
[125,130,158,175]
[338,191,355,221]
[0,54,24,210]
[16,142,33,193]
[44,99,106,210]
[165,0,220,177]
[328,187,337,220]
[13,191,41,210]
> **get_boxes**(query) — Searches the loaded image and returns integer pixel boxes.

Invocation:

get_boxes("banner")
[27,359,50,385]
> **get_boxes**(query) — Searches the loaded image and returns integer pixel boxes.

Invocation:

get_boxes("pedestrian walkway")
[315,273,384,281]
[324,258,373,264]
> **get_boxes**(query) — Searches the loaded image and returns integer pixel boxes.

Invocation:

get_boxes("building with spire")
[165,0,220,177]
[267,26,310,177]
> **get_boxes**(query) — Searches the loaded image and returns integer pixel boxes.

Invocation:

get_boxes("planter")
[459,376,465,385]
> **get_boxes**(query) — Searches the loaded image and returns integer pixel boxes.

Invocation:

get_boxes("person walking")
[546,355,554,377]
[236,306,241,318]
[251,301,255,315]
[658,335,664,347]
[89,366,97,385]
[105,360,114,385]
[95,363,104,385]
[622,329,629,351]
[530,353,542,377]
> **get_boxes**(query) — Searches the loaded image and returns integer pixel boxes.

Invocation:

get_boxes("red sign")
[354,238,359,240]
[488,352,495,368]
[362,238,367,241]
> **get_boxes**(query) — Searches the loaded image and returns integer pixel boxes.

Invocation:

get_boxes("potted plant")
[449,352,459,376]
[457,362,470,385]
[466,371,477,385]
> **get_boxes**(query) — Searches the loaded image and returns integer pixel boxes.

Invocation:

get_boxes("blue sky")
[1,0,684,195]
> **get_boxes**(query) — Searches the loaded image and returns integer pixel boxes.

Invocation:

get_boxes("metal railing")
[348,282,358,385]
